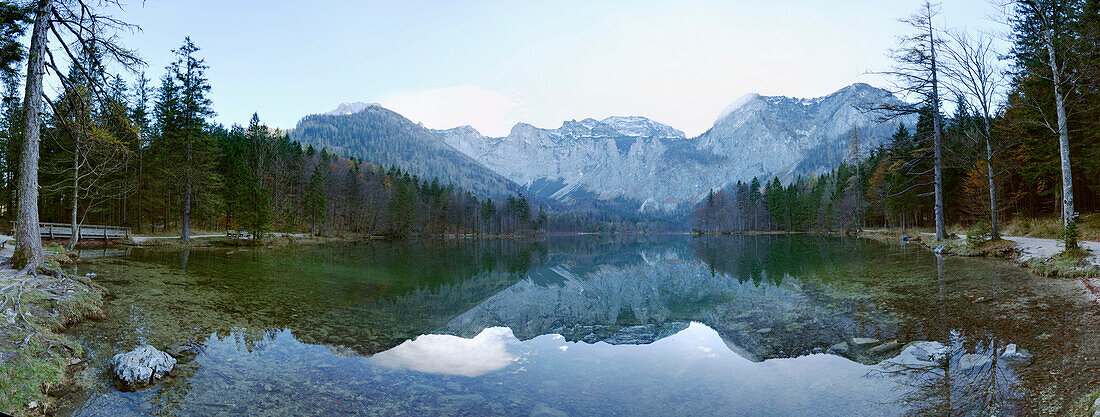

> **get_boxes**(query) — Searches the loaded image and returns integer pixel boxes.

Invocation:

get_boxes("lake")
[55,235,1100,416]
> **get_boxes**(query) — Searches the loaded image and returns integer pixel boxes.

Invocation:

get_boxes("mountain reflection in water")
[55,235,1100,416]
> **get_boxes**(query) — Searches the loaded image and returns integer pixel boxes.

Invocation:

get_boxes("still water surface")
[57,235,1100,416]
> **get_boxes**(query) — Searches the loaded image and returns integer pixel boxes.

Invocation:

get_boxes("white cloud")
[379,85,524,137]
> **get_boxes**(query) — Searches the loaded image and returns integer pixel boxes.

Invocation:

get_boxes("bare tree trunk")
[182,142,191,242]
[929,13,947,241]
[1044,29,1075,248]
[14,1,51,270]
[985,138,999,240]
[183,179,191,241]
[68,149,80,250]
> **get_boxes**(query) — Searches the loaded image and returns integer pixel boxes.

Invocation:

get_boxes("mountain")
[435,83,909,212]
[695,83,907,180]
[295,84,908,212]
[325,102,379,116]
[434,117,704,211]
[290,104,522,198]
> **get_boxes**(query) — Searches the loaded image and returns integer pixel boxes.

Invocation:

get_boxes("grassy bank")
[862,226,1100,278]
[0,245,106,416]
[1002,214,1100,242]
[1073,387,1100,417]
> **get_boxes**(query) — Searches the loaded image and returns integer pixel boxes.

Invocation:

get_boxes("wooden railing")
[12,222,131,241]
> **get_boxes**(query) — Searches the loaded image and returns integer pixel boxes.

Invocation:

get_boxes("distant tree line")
[696,0,1100,249]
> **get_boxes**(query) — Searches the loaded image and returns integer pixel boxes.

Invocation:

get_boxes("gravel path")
[1005,236,1100,266]
[906,231,1100,266]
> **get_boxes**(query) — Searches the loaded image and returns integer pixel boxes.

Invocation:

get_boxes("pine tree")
[154,37,217,242]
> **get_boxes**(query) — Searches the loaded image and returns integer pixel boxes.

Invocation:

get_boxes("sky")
[99,0,1010,137]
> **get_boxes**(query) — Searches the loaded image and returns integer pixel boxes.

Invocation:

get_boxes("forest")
[694,0,1100,250]
[0,31,563,253]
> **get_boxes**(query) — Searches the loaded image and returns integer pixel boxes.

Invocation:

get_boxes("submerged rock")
[164,342,200,358]
[827,342,849,355]
[851,337,879,348]
[1001,344,1033,363]
[107,345,176,387]
[530,403,569,417]
[869,340,902,355]
[958,353,992,370]
[882,341,946,368]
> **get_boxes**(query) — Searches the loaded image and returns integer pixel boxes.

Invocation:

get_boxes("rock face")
[300,84,908,212]
[108,345,176,387]
[435,83,910,212]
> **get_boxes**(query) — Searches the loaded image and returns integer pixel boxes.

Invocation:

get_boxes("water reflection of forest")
[71,235,1100,415]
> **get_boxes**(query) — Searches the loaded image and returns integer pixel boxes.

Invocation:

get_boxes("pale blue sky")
[102,0,1008,137]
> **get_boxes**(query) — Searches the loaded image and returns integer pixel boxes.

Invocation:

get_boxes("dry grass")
[1002,214,1100,242]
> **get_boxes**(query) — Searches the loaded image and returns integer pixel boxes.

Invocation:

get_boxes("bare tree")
[13,0,141,273]
[871,1,949,240]
[44,83,135,250]
[942,31,1008,240]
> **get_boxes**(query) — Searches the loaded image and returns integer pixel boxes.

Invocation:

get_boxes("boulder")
[881,341,946,368]
[108,345,176,387]
[826,342,849,355]
[1001,344,1033,363]
[869,340,902,355]
[851,337,879,348]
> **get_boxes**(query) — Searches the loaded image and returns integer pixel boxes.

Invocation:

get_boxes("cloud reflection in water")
[372,327,520,377]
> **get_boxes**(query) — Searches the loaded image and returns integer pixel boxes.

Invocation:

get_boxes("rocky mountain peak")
[325,102,380,116]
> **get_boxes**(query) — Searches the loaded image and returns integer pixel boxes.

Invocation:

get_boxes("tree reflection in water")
[872,254,1023,416]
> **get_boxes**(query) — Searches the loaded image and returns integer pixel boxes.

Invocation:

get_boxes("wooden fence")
[11,222,131,241]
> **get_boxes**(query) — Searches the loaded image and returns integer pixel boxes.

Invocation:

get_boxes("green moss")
[0,272,104,416]
[1022,254,1100,278]
[1071,387,1100,417]
[0,344,67,416]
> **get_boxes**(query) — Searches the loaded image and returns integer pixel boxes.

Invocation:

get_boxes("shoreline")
[860,228,1100,416]
[8,230,1100,415]
[860,229,1100,278]
[0,244,106,417]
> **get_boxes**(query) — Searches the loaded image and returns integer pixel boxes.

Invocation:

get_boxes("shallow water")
[54,235,1100,416]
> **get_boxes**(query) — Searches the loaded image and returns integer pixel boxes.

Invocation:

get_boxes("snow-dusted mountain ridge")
[433,83,909,212]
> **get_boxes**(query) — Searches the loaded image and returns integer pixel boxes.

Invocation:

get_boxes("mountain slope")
[290,104,522,198]
[695,82,907,181]
[436,83,909,212]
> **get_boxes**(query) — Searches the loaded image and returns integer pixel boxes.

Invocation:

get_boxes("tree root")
[1,271,79,355]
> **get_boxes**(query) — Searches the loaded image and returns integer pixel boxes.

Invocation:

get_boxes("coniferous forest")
[0,36,562,245]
